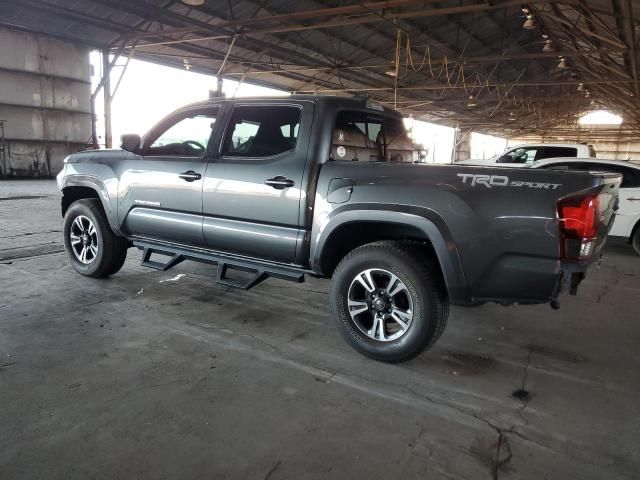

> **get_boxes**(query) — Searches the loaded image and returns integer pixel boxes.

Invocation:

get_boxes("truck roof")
[509,143,593,149]
[171,94,403,118]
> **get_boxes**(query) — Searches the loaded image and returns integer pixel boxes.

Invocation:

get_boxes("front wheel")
[330,241,448,363]
[63,199,128,278]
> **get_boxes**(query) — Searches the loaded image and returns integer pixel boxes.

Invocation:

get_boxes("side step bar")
[134,240,305,291]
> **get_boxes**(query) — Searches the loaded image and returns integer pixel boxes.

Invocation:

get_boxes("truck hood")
[64,148,136,166]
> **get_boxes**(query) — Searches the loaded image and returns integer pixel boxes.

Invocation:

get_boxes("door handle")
[628,198,640,202]
[179,170,202,182]
[265,176,295,189]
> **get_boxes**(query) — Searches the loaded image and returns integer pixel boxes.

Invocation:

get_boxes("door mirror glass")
[121,134,141,153]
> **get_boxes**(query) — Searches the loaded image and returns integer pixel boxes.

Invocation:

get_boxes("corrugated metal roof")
[0,0,638,136]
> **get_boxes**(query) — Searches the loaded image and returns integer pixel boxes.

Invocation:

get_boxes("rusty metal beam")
[621,0,640,99]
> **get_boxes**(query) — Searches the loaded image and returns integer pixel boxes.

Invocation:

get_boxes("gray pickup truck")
[57,96,620,362]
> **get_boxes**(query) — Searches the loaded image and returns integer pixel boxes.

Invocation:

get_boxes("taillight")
[557,194,600,260]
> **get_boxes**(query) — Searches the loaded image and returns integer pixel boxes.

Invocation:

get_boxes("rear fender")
[311,204,470,304]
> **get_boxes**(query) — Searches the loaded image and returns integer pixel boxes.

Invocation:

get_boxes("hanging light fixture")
[385,59,398,77]
[584,90,590,98]
[577,82,584,92]
[467,95,478,108]
[523,15,537,30]
[542,39,553,52]
[183,58,192,71]
[182,0,205,5]
[557,57,568,69]
[508,112,517,121]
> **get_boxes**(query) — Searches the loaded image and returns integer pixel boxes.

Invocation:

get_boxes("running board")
[134,241,305,291]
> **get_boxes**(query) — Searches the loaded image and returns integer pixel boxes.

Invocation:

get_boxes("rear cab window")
[330,110,416,163]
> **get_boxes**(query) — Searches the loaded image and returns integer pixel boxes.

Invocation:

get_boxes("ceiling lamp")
[557,57,568,69]
[182,0,205,5]
[467,95,478,108]
[508,112,516,121]
[523,15,537,30]
[542,39,553,53]
[584,90,590,98]
[577,82,584,92]
[183,58,192,71]
[385,60,398,77]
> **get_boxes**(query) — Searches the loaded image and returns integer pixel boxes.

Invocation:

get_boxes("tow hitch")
[551,268,587,309]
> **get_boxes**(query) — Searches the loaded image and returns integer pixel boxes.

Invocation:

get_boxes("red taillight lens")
[558,195,599,238]
[557,194,600,260]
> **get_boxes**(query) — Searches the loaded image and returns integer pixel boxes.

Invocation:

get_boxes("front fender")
[311,204,470,304]
[59,170,121,235]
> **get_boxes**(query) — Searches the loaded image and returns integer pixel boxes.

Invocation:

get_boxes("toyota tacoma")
[57,96,620,362]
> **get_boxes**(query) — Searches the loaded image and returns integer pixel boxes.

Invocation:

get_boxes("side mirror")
[120,134,141,153]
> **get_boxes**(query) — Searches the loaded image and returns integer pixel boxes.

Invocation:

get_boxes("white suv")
[459,143,596,168]
[533,158,640,254]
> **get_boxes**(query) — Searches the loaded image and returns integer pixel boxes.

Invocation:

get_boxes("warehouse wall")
[0,28,91,177]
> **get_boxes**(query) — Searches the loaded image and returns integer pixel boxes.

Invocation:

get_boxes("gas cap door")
[327,178,354,204]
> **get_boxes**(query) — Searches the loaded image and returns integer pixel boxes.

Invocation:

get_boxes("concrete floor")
[1,180,639,480]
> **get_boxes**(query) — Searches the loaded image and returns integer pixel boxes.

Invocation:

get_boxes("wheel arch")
[312,207,470,304]
[629,217,640,243]
[60,175,121,235]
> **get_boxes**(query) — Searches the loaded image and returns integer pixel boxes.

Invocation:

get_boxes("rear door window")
[221,105,301,158]
[537,147,577,160]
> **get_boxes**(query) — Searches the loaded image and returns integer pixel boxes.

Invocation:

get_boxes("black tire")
[63,199,128,278]
[632,226,640,256]
[330,241,449,363]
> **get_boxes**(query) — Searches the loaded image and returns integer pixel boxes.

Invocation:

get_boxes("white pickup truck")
[459,143,596,167]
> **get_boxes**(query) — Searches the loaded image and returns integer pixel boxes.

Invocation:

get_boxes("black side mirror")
[120,134,141,153]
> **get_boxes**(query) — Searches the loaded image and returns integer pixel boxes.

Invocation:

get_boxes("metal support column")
[102,49,112,149]
[0,120,7,177]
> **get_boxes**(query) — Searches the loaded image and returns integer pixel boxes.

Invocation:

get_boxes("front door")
[202,102,313,263]
[118,106,219,246]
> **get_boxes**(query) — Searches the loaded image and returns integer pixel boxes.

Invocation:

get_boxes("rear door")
[118,105,219,246]
[202,101,314,263]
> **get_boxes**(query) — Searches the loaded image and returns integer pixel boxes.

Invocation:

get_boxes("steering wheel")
[182,140,205,153]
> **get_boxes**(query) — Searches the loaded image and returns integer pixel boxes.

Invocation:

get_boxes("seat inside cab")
[330,110,417,163]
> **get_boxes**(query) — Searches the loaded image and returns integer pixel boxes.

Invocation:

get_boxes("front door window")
[144,110,218,157]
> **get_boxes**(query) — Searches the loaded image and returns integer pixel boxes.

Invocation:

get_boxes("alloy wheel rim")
[347,268,414,342]
[69,215,99,264]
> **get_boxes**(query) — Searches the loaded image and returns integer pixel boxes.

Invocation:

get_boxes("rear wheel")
[63,199,128,278]
[330,241,448,363]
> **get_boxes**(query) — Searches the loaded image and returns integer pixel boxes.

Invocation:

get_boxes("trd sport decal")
[457,173,562,190]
